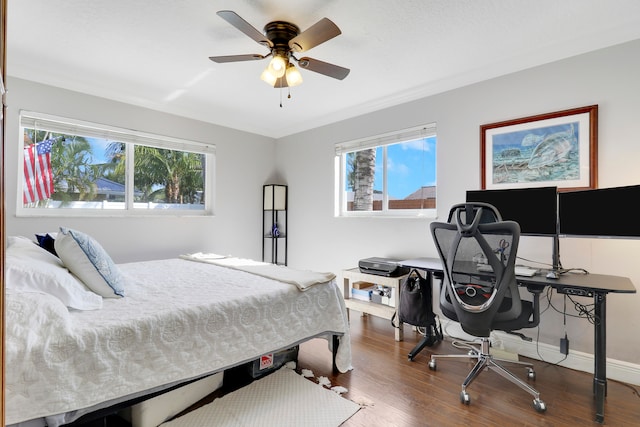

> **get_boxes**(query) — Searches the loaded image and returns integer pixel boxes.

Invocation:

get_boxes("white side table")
[342,268,408,341]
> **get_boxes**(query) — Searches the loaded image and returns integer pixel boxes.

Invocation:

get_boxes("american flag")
[23,138,56,204]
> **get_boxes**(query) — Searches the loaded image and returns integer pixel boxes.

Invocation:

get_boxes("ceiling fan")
[209,10,350,89]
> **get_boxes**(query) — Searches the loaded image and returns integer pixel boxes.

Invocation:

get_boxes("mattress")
[5,258,352,425]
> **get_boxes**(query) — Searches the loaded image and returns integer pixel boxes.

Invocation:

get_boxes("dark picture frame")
[481,105,598,191]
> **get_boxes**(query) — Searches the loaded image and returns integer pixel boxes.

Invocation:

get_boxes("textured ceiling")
[8,0,640,138]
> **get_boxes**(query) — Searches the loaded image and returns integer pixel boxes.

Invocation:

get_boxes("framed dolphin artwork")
[481,105,597,191]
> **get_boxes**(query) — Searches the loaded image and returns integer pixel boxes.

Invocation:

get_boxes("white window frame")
[335,123,437,218]
[17,111,216,217]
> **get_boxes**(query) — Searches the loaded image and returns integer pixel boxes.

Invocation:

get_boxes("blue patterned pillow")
[54,227,125,298]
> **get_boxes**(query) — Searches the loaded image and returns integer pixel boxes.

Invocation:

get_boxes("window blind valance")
[20,111,216,154]
[335,123,436,155]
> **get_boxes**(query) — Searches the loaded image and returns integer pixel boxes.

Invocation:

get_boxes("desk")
[401,257,636,424]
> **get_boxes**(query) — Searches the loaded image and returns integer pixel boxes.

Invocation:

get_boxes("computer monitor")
[465,186,558,236]
[558,184,640,238]
[466,186,560,269]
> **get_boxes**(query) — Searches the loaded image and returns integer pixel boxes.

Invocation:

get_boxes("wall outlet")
[560,337,570,355]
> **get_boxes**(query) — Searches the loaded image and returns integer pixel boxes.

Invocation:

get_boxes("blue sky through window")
[87,137,112,164]
[374,136,436,199]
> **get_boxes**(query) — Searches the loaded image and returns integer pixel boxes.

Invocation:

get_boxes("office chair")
[429,202,546,413]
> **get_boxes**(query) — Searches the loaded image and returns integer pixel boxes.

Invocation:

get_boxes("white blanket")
[180,253,336,291]
[5,258,351,426]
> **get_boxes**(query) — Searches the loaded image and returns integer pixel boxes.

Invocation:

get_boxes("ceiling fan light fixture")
[285,64,303,87]
[260,68,278,86]
[267,55,287,78]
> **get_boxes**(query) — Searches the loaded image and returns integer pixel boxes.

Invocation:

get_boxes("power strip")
[490,347,519,362]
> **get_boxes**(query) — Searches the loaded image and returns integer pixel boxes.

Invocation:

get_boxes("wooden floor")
[296,314,640,427]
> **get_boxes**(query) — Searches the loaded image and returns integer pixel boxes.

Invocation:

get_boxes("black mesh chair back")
[433,202,523,337]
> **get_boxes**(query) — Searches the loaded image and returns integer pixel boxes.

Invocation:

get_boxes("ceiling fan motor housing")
[264,21,300,57]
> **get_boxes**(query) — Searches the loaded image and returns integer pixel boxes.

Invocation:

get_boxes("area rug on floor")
[161,367,360,427]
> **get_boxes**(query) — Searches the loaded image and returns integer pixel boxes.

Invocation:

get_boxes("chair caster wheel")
[460,391,470,405]
[533,398,546,413]
[527,368,536,380]
[428,360,436,370]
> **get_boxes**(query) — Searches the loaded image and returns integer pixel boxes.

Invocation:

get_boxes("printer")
[358,257,410,277]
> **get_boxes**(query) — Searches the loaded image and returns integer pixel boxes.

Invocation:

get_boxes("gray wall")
[5,77,277,263]
[276,40,640,365]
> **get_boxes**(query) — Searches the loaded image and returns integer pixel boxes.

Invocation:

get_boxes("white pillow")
[55,227,125,298]
[5,238,103,311]
[7,235,64,266]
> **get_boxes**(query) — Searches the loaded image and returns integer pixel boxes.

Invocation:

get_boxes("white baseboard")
[438,318,640,386]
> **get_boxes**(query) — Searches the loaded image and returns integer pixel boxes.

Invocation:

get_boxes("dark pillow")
[35,233,58,257]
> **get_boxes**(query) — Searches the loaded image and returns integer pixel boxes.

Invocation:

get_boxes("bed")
[5,231,352,426]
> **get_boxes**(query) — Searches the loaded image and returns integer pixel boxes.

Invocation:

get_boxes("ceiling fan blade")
[289,18,341,52]
[209,54,266,63]
[298,57,350,80]
[217,10,273,48]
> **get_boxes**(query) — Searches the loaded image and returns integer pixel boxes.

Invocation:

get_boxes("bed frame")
[67,334,342,426]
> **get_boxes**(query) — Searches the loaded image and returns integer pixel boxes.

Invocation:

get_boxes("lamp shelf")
[262,184,288,265]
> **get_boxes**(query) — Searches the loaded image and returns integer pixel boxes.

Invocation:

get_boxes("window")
[19,111,215,216]
[335,124,437,216]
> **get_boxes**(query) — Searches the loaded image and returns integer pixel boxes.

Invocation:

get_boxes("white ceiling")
[7,1,640,138]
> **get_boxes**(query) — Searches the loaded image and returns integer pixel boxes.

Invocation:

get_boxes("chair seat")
[493,299,535,332]
[441,296,536,337]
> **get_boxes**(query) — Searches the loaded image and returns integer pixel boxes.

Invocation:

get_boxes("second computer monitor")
[465,186,558,236]
[558,184,640,238]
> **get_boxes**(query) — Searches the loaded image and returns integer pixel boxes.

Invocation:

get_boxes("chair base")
[428,338,546,413]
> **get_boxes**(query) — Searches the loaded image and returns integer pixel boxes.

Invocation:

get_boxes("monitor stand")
[552,234,561,272]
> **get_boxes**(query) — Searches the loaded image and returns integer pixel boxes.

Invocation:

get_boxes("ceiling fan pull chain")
[280,87,283,108]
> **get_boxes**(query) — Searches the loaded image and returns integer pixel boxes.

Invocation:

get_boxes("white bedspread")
[5,258,352,425]
[180,253,336,291]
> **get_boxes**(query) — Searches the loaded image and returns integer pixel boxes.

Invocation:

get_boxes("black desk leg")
[593,292,607,423]
[408,334,435,361]
[407,271,442,361]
